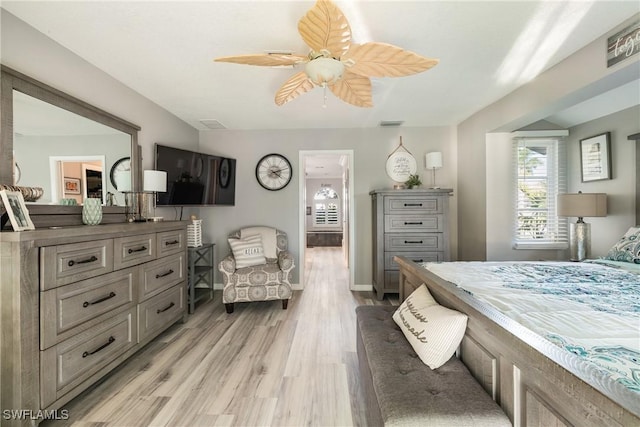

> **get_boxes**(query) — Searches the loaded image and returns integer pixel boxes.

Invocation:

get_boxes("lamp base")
[569,221,590,262]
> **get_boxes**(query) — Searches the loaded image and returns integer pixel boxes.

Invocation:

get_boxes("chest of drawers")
[370,189,452,300]
[1,221,187,425]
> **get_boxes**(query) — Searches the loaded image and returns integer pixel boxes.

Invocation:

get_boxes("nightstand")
[187,243,215,313]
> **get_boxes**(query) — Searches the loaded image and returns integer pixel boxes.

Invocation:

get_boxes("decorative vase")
[82,198,102,225]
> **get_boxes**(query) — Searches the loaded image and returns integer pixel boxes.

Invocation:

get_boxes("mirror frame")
[1,65,141,219]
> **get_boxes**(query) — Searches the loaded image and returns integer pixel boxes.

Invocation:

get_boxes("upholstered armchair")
[218,226,294,313]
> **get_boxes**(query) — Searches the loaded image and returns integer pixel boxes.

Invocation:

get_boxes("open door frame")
[298,149,355,290]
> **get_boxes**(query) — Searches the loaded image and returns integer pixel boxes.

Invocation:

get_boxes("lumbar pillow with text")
[228,234,266,268]
[393,284,468,369]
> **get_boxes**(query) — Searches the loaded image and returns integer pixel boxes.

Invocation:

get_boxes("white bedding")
[420,260,640,395]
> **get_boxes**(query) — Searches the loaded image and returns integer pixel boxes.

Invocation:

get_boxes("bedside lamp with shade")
[557,192,607,261]
[425,152,443,189]
[143,170,167,221]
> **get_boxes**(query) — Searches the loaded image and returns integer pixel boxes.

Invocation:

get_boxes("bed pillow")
[393,284,468,369]
[228,234,266,268]
[604,227,640,264]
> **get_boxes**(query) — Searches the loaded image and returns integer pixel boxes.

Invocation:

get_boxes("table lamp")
[425,152,442,189]
[557,192,607,261]
[143,170,167,221]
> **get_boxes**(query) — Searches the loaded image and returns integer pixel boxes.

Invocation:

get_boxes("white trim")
[299,150,355,290]
[511,130,569,138]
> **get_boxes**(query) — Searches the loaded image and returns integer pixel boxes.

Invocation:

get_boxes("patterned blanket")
[422,261,640,395]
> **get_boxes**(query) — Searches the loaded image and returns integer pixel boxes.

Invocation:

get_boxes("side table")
[187,243,215,313]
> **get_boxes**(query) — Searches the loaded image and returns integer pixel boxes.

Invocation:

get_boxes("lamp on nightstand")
[143,170,167,221]
[425,152,442,189]
[557,192,607,261]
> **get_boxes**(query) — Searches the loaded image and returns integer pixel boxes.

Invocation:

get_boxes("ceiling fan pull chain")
[323,85,328,108]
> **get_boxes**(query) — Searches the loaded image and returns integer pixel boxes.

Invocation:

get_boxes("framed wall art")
[64,177,81,194]
[580,132,612,182]
[0,190,35,231]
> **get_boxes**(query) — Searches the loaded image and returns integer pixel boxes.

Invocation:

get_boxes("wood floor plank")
[42,247,394,427]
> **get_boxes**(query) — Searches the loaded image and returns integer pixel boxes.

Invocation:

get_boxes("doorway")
[298,150,354,290]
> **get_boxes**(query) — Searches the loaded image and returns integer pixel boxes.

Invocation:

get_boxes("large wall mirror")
[1,66,140,224]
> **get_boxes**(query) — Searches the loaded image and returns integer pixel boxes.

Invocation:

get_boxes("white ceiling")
[3,0,639,135]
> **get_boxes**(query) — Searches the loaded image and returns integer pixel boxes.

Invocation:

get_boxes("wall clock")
[255,153,292,191]
[109,156,131,190]
[219,158,231,188]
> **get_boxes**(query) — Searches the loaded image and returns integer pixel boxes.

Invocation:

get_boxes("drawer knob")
[404,203,423,207]
[157,302,175,314]
[165,240,180,246]
[128,246,148,254]
[156,269,174,279]
[82,336,115,358]
[404,221,423,225]
[83,292,116,308]
[68,255,98,267]
[404,240,423,244]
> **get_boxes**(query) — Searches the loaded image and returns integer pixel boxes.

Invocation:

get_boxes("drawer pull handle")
[68,255,98,267]
[82,336,115,358]
[405,240,424,244]
[128,246,148,254]
[404,221,423,225]
[156,269,174,279]
[404,203,423,207]
[157,302,175,314]
[83,292,116,308]
[412,259,424,263]
[165,240,180,246]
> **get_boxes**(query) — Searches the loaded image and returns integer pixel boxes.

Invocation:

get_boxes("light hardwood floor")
[44,247,394,427]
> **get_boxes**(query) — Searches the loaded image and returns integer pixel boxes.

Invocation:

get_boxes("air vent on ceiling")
[379,120,404,127]
[199,119,227,130]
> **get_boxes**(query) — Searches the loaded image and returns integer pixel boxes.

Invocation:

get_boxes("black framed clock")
[255,153,292,191]
[109,156,131,189]
[219,158,231,188]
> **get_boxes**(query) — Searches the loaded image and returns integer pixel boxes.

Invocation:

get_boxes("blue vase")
[82,198,102,225]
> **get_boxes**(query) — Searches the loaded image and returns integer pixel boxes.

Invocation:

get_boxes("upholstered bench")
[356,305,512,427]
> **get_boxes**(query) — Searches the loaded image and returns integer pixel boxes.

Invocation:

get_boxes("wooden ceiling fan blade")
[329,72,372,108]
[298,0,351,58]
[343,42,439,78]
[275,71,316,106]
[215,53,307,67]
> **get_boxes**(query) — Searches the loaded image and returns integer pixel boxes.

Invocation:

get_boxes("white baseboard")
[351,284,373,292]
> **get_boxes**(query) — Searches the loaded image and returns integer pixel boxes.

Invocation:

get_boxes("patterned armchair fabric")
[218,226,294,313]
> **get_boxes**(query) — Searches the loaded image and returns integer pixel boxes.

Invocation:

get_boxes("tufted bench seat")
[356,305,512,426]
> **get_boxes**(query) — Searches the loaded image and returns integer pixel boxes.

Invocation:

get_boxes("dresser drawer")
[384,251,443,270]
[138,284,185,343]
[384,233,443,251]
[157,229,186,257]
[384,196,443,214]
[384,215,443,233]
[40,308,137,407]
[114,233,156,269]
[139,253,185,301]
[41,267,137,349]
[41,239,114,290]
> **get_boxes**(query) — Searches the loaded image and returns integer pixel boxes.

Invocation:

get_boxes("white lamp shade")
[305,58,345,85]
[115,171,131,192]
[143,170,167,192]
[425,152,443,169]
[557,193,607,217]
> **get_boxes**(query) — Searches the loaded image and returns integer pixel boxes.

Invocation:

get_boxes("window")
[314,187,340,226]
[513,136,567,249]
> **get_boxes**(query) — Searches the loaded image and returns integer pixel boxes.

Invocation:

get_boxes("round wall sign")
[385,151,416,182]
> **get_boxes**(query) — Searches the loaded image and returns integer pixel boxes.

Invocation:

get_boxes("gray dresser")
[1,221,187,426]
[370,189,452,300]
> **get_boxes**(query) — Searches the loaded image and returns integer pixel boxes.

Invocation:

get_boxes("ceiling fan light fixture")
[305,57,345,86]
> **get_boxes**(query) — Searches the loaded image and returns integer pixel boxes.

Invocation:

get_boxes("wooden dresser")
[0,221,187,426]
[370,189,452,300]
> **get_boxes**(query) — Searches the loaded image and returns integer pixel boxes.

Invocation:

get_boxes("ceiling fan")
[214,0,438,108]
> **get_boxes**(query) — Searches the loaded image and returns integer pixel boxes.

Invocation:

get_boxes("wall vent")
[379,120,404,127]
[199,119,227,130]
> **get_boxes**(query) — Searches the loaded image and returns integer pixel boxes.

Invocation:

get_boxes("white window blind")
[512,136,568,249]
[313,187,340,226]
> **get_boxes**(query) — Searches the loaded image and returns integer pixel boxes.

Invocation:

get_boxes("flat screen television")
[154,144,236,206]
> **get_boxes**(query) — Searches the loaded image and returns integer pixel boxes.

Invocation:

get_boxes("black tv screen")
[154,144,236,206]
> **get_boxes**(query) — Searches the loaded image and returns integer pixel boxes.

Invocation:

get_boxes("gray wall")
[198,127,458,286]
[457,14,640,260]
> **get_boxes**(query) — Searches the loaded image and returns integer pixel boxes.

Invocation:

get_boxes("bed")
[394,253,640,427]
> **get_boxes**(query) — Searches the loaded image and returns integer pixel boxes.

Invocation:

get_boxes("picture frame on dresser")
[0,189,35,231]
